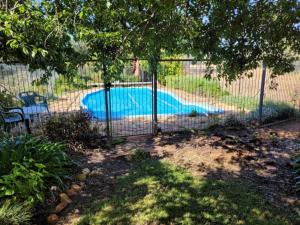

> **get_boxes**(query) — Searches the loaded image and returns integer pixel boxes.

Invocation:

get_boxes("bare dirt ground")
[49,120,300,225]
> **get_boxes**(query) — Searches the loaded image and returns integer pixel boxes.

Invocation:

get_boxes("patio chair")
[18,91,50,120]
[18,91,49,111]
[0,104,31,134]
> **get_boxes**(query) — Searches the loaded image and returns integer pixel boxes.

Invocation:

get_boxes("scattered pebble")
[47,214,59,224]
[60,193,72,204]
[53,201,69,214]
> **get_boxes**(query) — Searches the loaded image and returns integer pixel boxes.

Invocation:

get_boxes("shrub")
[0,90,18,107]
[247,101,296,123]
[158,58,184,85]
[189,109,198,117]
[43,111,93,144]
[264,101,296,120]
[224,114,246,129]
[0,201,31,225]
[0,136,71,205]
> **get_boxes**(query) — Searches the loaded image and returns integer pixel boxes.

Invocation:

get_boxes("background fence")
[1,60,300,136]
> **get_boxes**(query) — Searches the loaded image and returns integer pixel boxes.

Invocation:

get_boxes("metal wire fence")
[1,60,300,136]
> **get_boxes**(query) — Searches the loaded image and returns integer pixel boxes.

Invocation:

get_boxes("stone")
[47,214,59,224]
[53,201,68,214]
[76,173,87,181]
[71,184,82,192]
[66,188,77,197]
[82,168,90,175]
[50,186,58,191]
[60,193,72,203]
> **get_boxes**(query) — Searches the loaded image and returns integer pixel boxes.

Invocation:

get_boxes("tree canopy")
[1,0,299,82]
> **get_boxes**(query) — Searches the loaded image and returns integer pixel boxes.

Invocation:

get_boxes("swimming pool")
[81,87,223,120]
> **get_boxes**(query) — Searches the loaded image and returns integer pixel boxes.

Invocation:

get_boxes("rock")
[47,214,59,224]
[60,193,72,203]
[74,209,80,214]
[66,188,77,197]
[50,186,58,191]
[76,173,87,181]
[82,168,90,175]
[71,184,82,192]
[53,201,68,214]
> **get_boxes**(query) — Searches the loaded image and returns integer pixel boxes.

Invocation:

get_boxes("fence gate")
[104,60,154,137]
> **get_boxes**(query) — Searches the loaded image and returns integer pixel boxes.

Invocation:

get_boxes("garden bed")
[50,120,300,225]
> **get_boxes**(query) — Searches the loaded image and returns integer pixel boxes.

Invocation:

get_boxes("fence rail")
[1,60,300,136]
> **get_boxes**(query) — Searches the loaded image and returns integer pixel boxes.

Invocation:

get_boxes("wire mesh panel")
[156,60,261,132]
[1,60,300,136]
[0,62,107,134]
[101,60,154,136]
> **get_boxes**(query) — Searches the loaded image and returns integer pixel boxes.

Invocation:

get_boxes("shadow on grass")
[78,156,292,225]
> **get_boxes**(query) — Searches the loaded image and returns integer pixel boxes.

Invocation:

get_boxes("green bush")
[0,201,31,225]
[43,111,96,145]
[165,75,229,97]
[247,101,296,123]
[0,159,47,205]
[0,90,17,107]
[158,59,184,85]
[0,136,71,205]
[224,114,246,129]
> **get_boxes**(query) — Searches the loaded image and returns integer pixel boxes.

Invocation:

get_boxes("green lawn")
[78,156,292,225]
[165,75,260,110]
[165,75,229,97]
[219,95,259,111]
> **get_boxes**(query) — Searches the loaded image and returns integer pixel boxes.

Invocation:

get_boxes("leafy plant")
[189,109,198,117]
[0,90,16,107]
[0,201,31,225]
[0,159,47,205]
[0,135,71,205]
[158,55,184,85]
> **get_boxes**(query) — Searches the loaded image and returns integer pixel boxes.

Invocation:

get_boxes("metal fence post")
[103,65,111,137]
[150,57,158,135]
[153,66,158,134]
[258,63,267,125]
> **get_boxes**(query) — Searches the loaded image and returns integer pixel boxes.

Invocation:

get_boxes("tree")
[0,0,81,81]
[1,0,299,82]
[187,0,300,81]
[75,0,300,81]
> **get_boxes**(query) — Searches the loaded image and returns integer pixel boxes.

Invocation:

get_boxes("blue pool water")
[81,87,223,120]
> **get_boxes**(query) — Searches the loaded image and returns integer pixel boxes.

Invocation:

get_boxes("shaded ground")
[53,120,300,225]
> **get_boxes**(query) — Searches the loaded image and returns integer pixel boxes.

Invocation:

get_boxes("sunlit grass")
[78,157,292,225]
[165,76,229,97]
